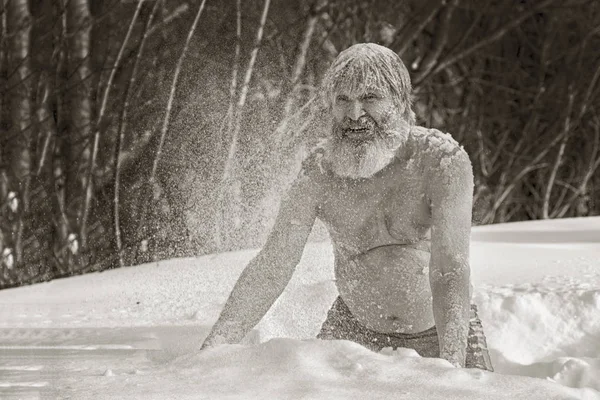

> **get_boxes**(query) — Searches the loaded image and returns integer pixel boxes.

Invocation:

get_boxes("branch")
[577,58,600,120]
[235,0,271,115]
[151,0,210,180]
[492,163,547,212]
[414,0,457,83]
[113,0,161,268]
[287,1,324,92]
[222,0,242,153]
[552,173,577,216]
[554,116,600,218]
[492,119,572,215]
[147,3,190,37]
[422,0,556,82]
[542,87,575,219]
[213,0,243,250]
[216,0,271,249]
[490,129,512,167]
[35,75,54,176]
[475,128,488,177]
[221,0,272,182]
[275,1,322,144]
[139,0,210,244]
[81,0,145,248]
[392,0,446,57]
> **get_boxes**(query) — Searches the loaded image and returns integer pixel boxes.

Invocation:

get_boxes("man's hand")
[200,332,227,350]
[441,348,467,368]
[438,314,469,367]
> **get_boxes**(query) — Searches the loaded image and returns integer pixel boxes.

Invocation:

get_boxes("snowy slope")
[0,217,599,399]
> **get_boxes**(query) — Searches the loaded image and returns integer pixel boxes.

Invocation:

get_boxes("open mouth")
[343,127,371,139]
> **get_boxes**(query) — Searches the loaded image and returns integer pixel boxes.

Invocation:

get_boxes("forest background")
[0,0,599,288]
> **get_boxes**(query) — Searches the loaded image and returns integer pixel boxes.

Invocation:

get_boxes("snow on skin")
[0,217,599,399]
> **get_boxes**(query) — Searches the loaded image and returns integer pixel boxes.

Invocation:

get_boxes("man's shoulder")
[410,126,463,158]
[409,126,472,183]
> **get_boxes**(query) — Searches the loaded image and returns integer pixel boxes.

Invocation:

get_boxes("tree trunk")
[0,0,9,282]
[51,0,70,274]
[5,0,33,279]
[64,0,93,269]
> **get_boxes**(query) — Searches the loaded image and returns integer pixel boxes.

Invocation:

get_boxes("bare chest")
[316,163,431,251]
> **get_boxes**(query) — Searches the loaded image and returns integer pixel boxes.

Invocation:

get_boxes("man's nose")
[346,100,366,121]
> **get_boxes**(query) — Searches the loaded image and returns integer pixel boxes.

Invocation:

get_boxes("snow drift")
[0,217,599,399]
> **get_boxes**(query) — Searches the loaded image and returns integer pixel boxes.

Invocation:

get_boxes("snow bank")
[61,338,597,400]
[0,217,599,399]
[474,279,600,392]
[470,217,600,392]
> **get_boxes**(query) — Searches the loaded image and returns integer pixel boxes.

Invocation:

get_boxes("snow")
[1,217,599,399]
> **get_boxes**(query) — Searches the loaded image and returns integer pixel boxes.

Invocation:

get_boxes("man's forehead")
[335,83,389,97]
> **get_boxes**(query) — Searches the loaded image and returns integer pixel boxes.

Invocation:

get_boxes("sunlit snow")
[0,217,599,399]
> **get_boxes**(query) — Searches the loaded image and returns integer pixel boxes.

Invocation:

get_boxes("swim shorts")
[317,296,494,371]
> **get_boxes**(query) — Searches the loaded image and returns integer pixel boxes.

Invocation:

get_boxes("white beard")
[324,119,411,179]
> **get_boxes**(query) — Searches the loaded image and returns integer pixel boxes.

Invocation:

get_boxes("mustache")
[338,116,377,130]
[333,116,378,141]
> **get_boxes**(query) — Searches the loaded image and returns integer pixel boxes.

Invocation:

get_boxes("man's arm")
[428,146,474,367]
[201,172,318,349]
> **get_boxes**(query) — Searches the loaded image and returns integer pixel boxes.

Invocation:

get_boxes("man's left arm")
[428,146,474,367]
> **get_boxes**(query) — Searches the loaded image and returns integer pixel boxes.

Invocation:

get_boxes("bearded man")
[201,43,493,370]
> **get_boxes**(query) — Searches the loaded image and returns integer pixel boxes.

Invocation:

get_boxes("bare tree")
[5,0,33,277]
[134,0,210,261]
[0,0,599,288]
[216,0,272,250]
[0,0,8,278]
[113,0,162,268]
[63,0,93,268]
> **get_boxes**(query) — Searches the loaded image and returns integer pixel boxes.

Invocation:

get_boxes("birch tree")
[4,0,33,280]
[63,0,93,268]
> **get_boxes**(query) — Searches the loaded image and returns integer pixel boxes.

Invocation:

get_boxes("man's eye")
[336,96,349,102]
[363,93,378,101]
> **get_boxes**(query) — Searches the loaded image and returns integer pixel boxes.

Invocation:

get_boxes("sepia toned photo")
[0,0,599,398]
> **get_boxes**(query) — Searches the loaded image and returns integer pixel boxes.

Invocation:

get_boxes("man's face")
[325,86,409,179]
[331,87,397,141]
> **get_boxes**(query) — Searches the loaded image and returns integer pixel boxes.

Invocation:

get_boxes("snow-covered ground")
[0,217,599,399]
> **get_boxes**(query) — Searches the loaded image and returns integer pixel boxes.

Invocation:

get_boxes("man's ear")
[390,101,407,123]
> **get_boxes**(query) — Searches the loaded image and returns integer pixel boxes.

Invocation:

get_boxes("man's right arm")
[201,169,318,349]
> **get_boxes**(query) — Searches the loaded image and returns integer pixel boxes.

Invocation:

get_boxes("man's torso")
[304,127,460,334]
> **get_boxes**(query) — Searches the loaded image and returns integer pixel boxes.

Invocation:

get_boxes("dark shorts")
[317,296,494,371]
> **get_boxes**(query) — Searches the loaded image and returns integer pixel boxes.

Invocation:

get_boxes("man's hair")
[321,43,416,125]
